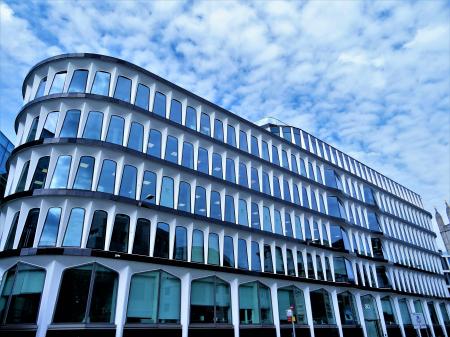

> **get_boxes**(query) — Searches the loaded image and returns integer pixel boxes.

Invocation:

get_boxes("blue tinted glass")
[313,221,320,242]
[223,236,234,267]
[311,192,319,211]
[153,92,166,117]
[272,146,280,166]
[251,241,261,271]
[62,208,85,247]
[50,155,71,188]
[283,179,291,202]
[304,219,312,241]
[225,195,235,223]
[295,216,303,240]
[174,226,187,261]
[262,141,270,161]
[208,233,220,265]
[293,185,300,204]
[135,84,150,110]
[91,71,111,95]
[285,213,293,237]
[275,246,284,274]
[177,181,191,212]
[200,113,210,136]
[273,176,281,198]
[302,187,310,208]
[160,177,174,208]
[119,165,137,199]
[227,125,236,146]
[282,150,289,169]
[68,70,88,93]
[128,122,144,151]
[293,129,301,145]
[327,196,344,218]
[262,172,271,194]
[226,158,236,182]
[238,163,248,187]
[165,135,178,164]
[194,186,207,216]
[181,142,194,168]
[197,148,209,173]
[308,162,315,180]
[114,76,132,102]
[39,207,61,246]
[106,115,124,145]
[239,130,248,152]
[49,72,66,94]
[82,111,103,140]
[316,165,323,184]
[40,111,59,139]
[185,106,197,130]
[147,129,161,157]
[251,203,260,229]
[320,194,326,213]
[15,161,30,192]
[214,119,224,141]
[263,207,272,232]
[274,210,283,234]
[141,170,156,202]
[291,155,298,173]
[212,153,223,178]
[238,239,249,270]
[302,132,310,151]
[300,158,307,176]
[35,77,47,98]
[154,222,170,258]
[169,99,182,124]
[251,167,259,191]
[73,156,95,190]
[282,127,292,141]
[238,199,248,226]
[251,136,259,156]
[60,110,81,138]
[97,160,116,193]
[210,191,222,220]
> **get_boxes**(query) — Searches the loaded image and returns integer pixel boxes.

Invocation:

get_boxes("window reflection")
[194,186,207,216]
[141,170,156,202]
[239,130,248,152]
[337,292,359,325]
[227,125,236,146]
[310,289,335,325]
[114,76,132,102]
[191,229,204,263]
[169,99,182,124]
[82,111,103,140]
[50,155,71,189]
[160,177,174,208]
[239,282,273,324]
[127,122,144,151]
[200,113,211,136]
[30,156,50,190]
[212,153,223,178]
[86,210,108,249]
[73,156,95,190]
[226,158,236,183]
[40,111,59,139]
[60,109,81,138]
[147,129,162,157]
[210,191,222,220]
[251,241,261,271]
[165,135,178,164]
[223,236,234,267]
[153,92,166,117]
[17,208,40,249]
[62,208,85,247]
[197,147,209,174]
[4,212,20,250]
[181,142,194,168]
[238,239,249,270]
[38,207,61,247]
[278,286,307,324]
[91,71,111,96]
[49,71,66,94]
[109,214,130,253]
[68,69,88,93]
[177,181,191,212]
[35,77,47,98]
[208,233,220,265]
[225,195,236,223]
[185,106,197,130]
[106,115,124,145]
[214,119,224,141]
[133,218,150,255]
[26,116,39,143]
[174,226,187,261]
[135,83,150,110]
[154,222,170,258]
[97,159,117,194]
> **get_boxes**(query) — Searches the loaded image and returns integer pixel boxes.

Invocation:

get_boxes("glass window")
[367,211,381,232]
[40,111,59,139]
[4,212,20,250]
[239,282,273,324]
[251,203,260,229]
[251,241,261,272]
[295,216,303,240]
[73,156,95,190]
[49,71,66,94]
[311,191,319,211]
[239,130,248,152]
[97,159,117,194]
[169,99,182,124]
[165,135,178,164]
[82,111,103,140]
[208,233,220,265]
[113,76,132,102]
[38,207,61,247]
[285,213,293,237]
[26,116,39,142]
[147,129,162,157]
[153,92,167,117]
[50,155,71,188]
[283,179,291,202]
[363,186,376,205]
[251,167,260,191]
[334,257,355,283]
[135,83,150,110]
[194,186,207,216]
[238,199,248,226]
[127,122,144,151]
[337,292,359,325]
[427,302,439,325]
[226,158,236,183]
[68,69,88,93]
[291,154,298,173]
[174,226,187,261]
[316,165,323,184]
[225,195,236,223]
[439,303,450,324]
[214,119,224,141]
[275,246,285,274]
[278,286,307,324]
[86,210,108,249]
[30,156,50,190]
[306,253,314,278]
[223,236,235,267]
[141,170,157,202]
[299,158,307,177]
[381,297,397,325]
[322,223,329,246]
[109,214,129,253]
[325,257,333,281]
[238,162,248,187]
[304,218,312,241]
[286,249,295,276]
[133,218,151,255]
[282,150,289,169]
[263,206,272,232]
[181,142,194,168]
[91,71,111,96]
[185,106,197,130]
[154,222,170,258]
[274,210,283,235]
[190,276,231,324]
[330,225,350,250]
[212,153,223,178]
[251,136,259,156]
[297,251,306,277]
[310,289,335,325]
[398,299,412,325]
[200,113,211,136]
[313,221,320,243]
[60,109,81,138]
[262,172,271,194]
[261,141,270,161]
[272,145,280,166]
[197,147,209,173]
[238,239,249,270]
[264,245,273,273]
[54,263,117,323]
[62,208,85,247]
[273,176,281,198]
[191,229,204,263]
[177,181,191,212]
[210,191,222,220]
[126,270,180,324]
[227,125,236,146]
[160,177,174,208]
[0,263,45,324]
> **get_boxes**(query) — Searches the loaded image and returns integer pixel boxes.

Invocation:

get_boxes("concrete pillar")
[392,297,406,337]
[114,265,131,337]
[271,282,280,337]
[355,292,368,337]
[303,287,315,337]
[330,289,343,337]
[180,272,191,337]
[374,294,388,337]
[231,278,240,337]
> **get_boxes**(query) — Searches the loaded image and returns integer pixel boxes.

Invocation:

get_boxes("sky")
[0,1,449,245]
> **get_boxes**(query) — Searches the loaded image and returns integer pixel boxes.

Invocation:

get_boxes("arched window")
[225,158,236,183]
[238,199,248,226]
[30,156,50,190]
[147,129,162,158]
[135,83,150,110]
[97,160,117,194]
[169,99,182,124]
[38,207,62,247]
[262,172,271,194]
[223,236,235,267]
[60,109,81,138]
[301,186,310,208]
[239,282,273,324]
[73,156,95,190]
[91,71,111,96]
[210,191,222,220]
[327,196,347,219]
[334,257,355,284]
[251,203,260,229]
[261,141,270,161]
[238,162,248,187]
[277,286,307,324]
[273,176,281,198]
[50,155,72,189]
[50,71,66,94]
[190,276,231,324]
[177,181,191,212]
[200,113,211,136]
[251,241,261,272]
[337,291,359,325]
[275,246,285,274]
[106,115,125,145]
[181,142,194,169]
[381,296,397,325]
[133,218,151,255]
[160,177,174,208]
[282,150,289,169]
[153,92,166,117]
[194,186,207,216]
[165,135,178,164]
[239,130,248,152]
[86,210,108,250]
[284,214,293,238]
[174,226,187,261]
[212,153,223,179]
[82,111,103,140]
[114,76,132,102]
[154,222,170,259]
[238,239,249,270]
[62,208,85,247]
[251,167,260,191]
[208,233,220,265]
[127,270,180,323]
[224,195,235,223]
[263,207,272,232]
[109,214,130,253]
[264,245,274,273]
[251,136,259,156]
[227,125,236,147]
[191,229,204,263]
[39,111,59,139]
[0,263,46,324]
[119,165,137,199]
[17,208,40,249]
[185,106,197,130]
[297,251,306,278]
[197,147,209,174]
[141,170,156,202]
[54,263,117,323]
[68,69,88,93]
[274,210,283,235]
[310,289,335,325]
[286,249,295,276]
[272,145,280,166]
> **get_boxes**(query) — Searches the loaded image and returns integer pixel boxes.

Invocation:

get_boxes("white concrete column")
[330,289,344,337]
[303,287,315,337]
[374,294,388,337]
[271,282,280,337]
[355,292,368,337]
[180,271,191,337]
[231,278,240,337]
[422,299,436,337]
[392,297,406,337]
[114,265,131,337]
[435,302,449,337]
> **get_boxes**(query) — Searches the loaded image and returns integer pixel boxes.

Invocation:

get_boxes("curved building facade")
[0,53,448,337]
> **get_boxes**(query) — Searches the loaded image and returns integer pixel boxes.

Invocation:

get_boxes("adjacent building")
[0,53,448,337]
[0,131,14,198]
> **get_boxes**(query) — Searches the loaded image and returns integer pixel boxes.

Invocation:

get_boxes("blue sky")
[0,1,449,243]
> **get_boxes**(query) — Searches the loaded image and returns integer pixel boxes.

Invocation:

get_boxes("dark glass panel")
[133,218,151,255]
[223,236,235,267]
[17,208,39,249]
[15,160,30,192]
[154,222,170,258]
[30,156,50,190]
[174,226,187,261]
[251,241,261,272]
[39,111,58,139]
[109,214,130,253]
[62,208,85,247]
[86,210,108,249]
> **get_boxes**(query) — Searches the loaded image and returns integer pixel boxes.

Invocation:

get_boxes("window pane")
[91,71,111,96]
[263,207,272,232]
[82,111,103,140]
[223,236,235,267]
[153,92,166,117]
[30,156,50,190]
[4,212,20,250]
[208,233,220,265]
[86,210,108,249]
[272,146,280,166]
[227,125,236,146]
[38,207,61,247]
[26,116,39,142]
[251,203,260,229]
[239,163,248,187]
[214,119,224,141]
[16,160,30,193]
[60,109,81,138]
[126,271,158,323]
[135,84,150,110]
[119,165,137,199]
[158,272,181,323]
[147,129,162,157]
[239,130,248,152]
[174,226,187,261]
[275,246,285,274]
[212,153,223,178]
[127,122,144,151]
[154,222,170,258]
[264,245,273,273]
[194,186,207,216]
[17,208,40,248]
[97,160,117,194]
[50,155,71,188]
[73,156,95,190]
[210,191,222,220]
[251,136,259,156]
[226,158,236,182]
[185,106,197,130]
[190,277,215,323]
[310,289,335,325]
[225,195,235,223]
[251,241,261,271]
[68,70,88,93]
[191,229,204,263]
[273,176,281,198]
[62,208,85,247]
[133,219,151,255]
[160,177,174,208]
[274,210,283,235]
[49,72,66,94]
[89,266,118,322]
[337,292,359,325]
[238,199,248,226]
[40,111,59,139]
[238,239,249,270]
[141,170,156,202]
[109,214,130,253]
[165,135,178,164]
[262,141,270,161]
[169,99,182,124]
[177,181,191,212]
[181,142,194,168]
[200,113,211,136]
[197,147,209,173]
[114,76,132,102]
[278,287,307,324]
[106,115,124,145]
[35,77,47,98]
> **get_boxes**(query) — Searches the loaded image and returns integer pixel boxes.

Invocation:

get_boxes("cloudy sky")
[0,1,449,242]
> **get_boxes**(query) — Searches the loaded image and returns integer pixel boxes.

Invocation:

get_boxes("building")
[436,203,450,252]
[0,53,448,337]
[0,131,14,198]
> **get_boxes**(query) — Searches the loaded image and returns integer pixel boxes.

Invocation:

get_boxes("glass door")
[361,295,382,337]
